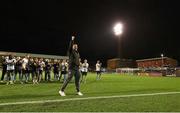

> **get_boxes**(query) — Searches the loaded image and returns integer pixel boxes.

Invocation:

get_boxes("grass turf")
[0,73,180,112]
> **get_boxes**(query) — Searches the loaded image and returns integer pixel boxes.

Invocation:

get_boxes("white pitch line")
[0,91,180,106]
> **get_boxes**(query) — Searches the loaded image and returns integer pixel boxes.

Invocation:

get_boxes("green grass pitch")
[0,73,180,112]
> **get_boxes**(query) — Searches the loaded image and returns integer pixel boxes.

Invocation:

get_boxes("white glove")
[72,36,75,40]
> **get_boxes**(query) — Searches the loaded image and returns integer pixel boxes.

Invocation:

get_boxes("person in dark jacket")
[27,58,35,82]
[15,57,22,82]
[45,59,51,81]
[59,59,68,83]
[53,59,60,81]
[1,56,7,82]
[59,36,83,96]
[32,58,39,84]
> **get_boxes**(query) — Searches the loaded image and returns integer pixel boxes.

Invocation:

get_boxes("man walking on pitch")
[59,36,83,96]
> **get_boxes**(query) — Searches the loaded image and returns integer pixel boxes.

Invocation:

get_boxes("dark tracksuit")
[15,60,22,81]
[1,59,7,81]
[61,39,81,92]
[27,61,34,81]
[45,62,51,81]
[53,63,60,80]
[32,62,39,81]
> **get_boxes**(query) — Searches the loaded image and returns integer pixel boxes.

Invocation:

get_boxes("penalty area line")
[0,91,180,106]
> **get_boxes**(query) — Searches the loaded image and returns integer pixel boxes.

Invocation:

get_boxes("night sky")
[0,0,180,64]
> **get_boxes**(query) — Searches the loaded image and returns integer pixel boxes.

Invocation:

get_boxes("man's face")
[9,55,12,59]
[35,58,38,62]
[30,58,33,62]
[26,55,30,59]
[17,57,20,60]
[73,44,78,51]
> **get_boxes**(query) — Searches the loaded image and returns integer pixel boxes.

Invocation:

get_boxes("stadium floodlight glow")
[161,53,164,67]
[161,54,164,57]
[113,22,123,58]
[114,23,123,36]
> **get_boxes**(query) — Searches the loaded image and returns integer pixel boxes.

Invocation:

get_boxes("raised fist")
[72,36,75,40]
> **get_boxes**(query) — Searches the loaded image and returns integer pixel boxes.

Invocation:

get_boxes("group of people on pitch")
[0,55,70,85]
[0,36,103,96]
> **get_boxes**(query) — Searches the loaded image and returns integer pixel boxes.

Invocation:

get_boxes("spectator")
[60,59,68,83]
[81,59,89,83]
[21,55,29,83]
[45,59,52,81]
[33,58,39,84]
[96,60,102,80]
[28,58,35,82]
[15,57,22,82]
[38,58,45,82]
[1,56,7,82]
[6,55,16,85]
[53,59,60,81]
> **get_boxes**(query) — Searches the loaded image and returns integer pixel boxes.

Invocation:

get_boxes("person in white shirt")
[79,58,83,74]
[38,58,45,82]
[21,55,29,83]
[6,55,16,85]
[96,60,102,80]
[60,59,68,83]
[81,59,89,83]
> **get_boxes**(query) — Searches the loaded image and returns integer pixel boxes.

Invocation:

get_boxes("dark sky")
[0,0,180,64]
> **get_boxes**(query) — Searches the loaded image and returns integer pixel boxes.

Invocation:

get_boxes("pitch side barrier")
[116,67,177,77]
